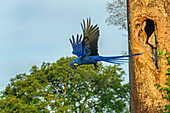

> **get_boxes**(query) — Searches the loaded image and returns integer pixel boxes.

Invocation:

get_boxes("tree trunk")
[127,0,170,112]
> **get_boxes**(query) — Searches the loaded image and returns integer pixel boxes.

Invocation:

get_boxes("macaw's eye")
[73,61,75,63]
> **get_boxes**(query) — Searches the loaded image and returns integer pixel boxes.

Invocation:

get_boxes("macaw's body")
[69,18,142,69]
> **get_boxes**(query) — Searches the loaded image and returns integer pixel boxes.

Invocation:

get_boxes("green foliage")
[157,49,164,68]
[155,51,170,113]
[0,57,129,113]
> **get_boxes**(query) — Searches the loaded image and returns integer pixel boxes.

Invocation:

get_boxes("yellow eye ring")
[73,61,75,63]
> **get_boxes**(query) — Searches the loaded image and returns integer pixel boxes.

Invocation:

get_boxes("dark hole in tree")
[145,19,155,38]
[144,19,158,68]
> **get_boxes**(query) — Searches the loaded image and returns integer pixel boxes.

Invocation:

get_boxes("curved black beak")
[71,65,78,69]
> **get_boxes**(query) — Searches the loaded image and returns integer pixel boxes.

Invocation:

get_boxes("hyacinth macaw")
[69,18,142,69]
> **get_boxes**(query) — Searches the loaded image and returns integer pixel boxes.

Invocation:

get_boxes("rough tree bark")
[127,0,170,112]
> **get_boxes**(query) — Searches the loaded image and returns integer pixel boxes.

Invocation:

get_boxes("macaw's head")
[70,59,80,69]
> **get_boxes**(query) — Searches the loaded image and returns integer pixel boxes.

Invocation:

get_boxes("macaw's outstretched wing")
[69,34,90,57]
[81,18,100,56]
[69,18,99,57]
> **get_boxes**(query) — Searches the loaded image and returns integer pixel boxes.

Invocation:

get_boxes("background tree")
[0,57,129,113]
[106,0,127,30]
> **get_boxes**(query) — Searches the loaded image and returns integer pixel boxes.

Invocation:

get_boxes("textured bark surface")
[127,0,170,112]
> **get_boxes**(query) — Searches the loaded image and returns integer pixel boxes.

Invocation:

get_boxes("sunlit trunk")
[127,0,170,112]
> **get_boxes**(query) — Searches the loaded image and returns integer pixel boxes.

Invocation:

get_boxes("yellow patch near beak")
[74,63,79,66]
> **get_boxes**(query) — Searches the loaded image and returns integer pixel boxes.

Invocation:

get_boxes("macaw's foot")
[94,63,99,69]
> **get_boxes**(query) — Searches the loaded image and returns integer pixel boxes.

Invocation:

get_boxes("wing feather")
[69,18,99,57]
[69,39,73,47]
[69,35,82,57]
[78,35,82,44]
[76,34,79,45]
[69,34,90,57]
[72,35,75,44]
[81,18,100,56]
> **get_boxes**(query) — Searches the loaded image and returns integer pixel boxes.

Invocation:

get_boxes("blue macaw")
[69,18,142,69]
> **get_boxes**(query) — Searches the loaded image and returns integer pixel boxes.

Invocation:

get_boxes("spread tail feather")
[100,53,143,64]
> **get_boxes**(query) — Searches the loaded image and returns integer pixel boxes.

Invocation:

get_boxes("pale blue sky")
[0,0,128,91]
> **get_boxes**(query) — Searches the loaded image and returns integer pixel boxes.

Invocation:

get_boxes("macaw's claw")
[94,63,99,69]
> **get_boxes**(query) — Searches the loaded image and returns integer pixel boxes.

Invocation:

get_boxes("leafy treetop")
[0,57,129,113]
